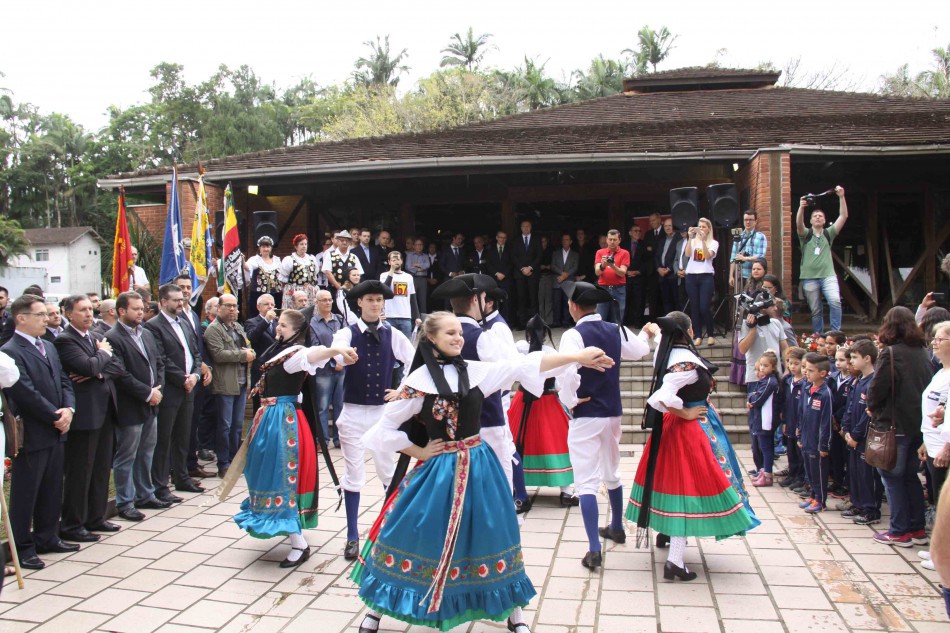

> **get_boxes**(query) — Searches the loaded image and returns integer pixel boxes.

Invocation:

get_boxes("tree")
[573,55,626,100]
[624,25,677,74]
[0,216,29,269]
[353,35,410,88]
[508,57,562,109]
[440,28,494,72]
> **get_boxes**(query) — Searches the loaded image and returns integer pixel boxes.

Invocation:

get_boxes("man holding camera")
[796,186,848,333]
[737,292,788,383]
[594,229,630,323]
[729,210,768,289]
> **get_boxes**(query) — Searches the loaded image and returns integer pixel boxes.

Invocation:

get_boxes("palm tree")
[353,35,410,88]
[440,28,494,71]
[511,57,560,109]
[0,216,30,269]
[623,25,677,74]
[574,55,625,100]
[918,44,950,98]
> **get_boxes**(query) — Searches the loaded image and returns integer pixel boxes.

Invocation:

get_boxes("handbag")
[865,348,897,471]
[1,390,23,459]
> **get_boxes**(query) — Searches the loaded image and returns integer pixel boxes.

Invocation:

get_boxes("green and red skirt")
[507,391,573,487]
[625,411,755,538]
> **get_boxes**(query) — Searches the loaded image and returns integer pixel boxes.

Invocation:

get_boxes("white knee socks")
[668,536,687,568]
[360,610,382,631]
[286,533,308,562]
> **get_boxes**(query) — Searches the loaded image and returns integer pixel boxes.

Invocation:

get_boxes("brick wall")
[736,151,793,294]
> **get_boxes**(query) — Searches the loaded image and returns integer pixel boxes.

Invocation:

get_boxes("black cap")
[563,281,612,306]
[347,280,394,304]
[431,273,496,301]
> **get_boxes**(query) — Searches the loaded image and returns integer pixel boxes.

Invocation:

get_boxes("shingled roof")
[24,227,106,246]
[101,74,950,187]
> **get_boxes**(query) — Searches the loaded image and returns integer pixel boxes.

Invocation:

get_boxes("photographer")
[594,229,630,323]
[737,291,788,384]
[729,210,768,289]
[684,218,719,346]
[796,185,848,333]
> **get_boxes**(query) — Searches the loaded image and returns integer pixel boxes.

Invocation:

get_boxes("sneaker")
[841,508,860,519]
[921,558,936,571]
[799,498,815,508]
[908,529,930,546]
[833,499,853,512]
[853,514,881,526]
[796,488,813,499]
[747,468,759,476]
[872,532,913,548]
[780,477,802,489]
[774,468,789,477]
[919,550,932,560]
[752,472,773,487]
[775,446,788,456]
[804,501,824,514]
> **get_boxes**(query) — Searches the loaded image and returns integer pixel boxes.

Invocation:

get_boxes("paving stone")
[102,605,178,632]
[658,605,721,632]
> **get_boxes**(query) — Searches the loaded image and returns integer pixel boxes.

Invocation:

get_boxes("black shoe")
[581,550,602,569]
[515,498,532,514]
[37,539,81,554]
[507,618,531,633]
[175,481,204,493]
[156,493,183,504]
[747,468,759,476]
[188,467,215,479]
[344,539,360,561]
[118,508,146,522]
[853,514,881,525]
[279,546,311,568]
[655,533,671,549]
[19,555,45,570]
[359,613,382,633]
[60,527,100,543]
[135,498,172,510]
[599,526,626,544]
[86,521,121,532]
[559,492,580,507]
[779,477,800,488]
[198,449,216,461]
[663,560,697,581]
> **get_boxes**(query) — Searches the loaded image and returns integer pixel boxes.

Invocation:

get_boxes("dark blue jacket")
[747,374,779,434]
[800,381,833,453]
[778,374,805,435]
[842,372,874,442]
[829,370,853,429]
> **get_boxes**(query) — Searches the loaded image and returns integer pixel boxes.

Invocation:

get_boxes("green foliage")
[0,215,29,269]
[353,35,410,88]
[623,25,677,74]
[573,55,626,100]
[440,28,495,72]
[881,44,950,98]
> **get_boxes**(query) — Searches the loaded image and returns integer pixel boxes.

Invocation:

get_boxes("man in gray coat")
[550,233,579,326]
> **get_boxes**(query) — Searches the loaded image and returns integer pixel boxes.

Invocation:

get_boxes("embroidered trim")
[669,361,699,373]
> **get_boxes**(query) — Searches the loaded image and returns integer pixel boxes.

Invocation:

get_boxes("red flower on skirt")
[496,559,507,573]
[477,564,489,578]
[401,559,412,573]
[385,554,395,567]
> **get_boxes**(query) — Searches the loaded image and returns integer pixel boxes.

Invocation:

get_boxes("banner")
[221,184,244,293]
[159,167,187,285]
[111,188,134,296]
[189,170,213,304]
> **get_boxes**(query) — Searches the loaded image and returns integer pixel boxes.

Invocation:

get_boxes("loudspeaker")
[253,211,278,245]
[214,209,244,246]
[669,187,699,231]
[706,183,739,228]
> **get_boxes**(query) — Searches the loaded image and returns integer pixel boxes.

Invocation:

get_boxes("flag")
[189,169,213,305]
[159,167,187,285]
[221,184,244,292]
[111,188,134,296]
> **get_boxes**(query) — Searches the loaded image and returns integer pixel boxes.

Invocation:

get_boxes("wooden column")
[608,196,624,230]
[501,199,516,236]
[924,185,936,291]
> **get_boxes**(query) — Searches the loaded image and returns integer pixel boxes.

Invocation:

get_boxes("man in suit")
[55,294,122,542]
[673,229,691,310]
[485,230,515,323]
[107,292,166,521]
[245,293,277,412]
[44,303,64,340]
[0,285,44,346]
[464,235,489,275]
[354,228,384,281]
[440,233,466,280]
[204,293,255,478]
[512,219,543,328]
[144,283,204,504]
[92,299,117,336]
[573,229,596,284]
[175,274,214,481]
[0,286,9,330]
[642,213,664,319]
[551,232,579,326]
[624,225,649,327]
[1,294,78,570]
[654,218,682,317]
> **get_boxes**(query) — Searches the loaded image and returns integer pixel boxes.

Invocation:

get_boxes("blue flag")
[159,167,187,285]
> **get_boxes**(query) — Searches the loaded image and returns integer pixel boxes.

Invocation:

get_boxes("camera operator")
[796,185,848,333]
[594,229,630,323]
[737,291,788,384]
[729,210,768,289]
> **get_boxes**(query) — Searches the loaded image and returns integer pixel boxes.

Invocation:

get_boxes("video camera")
[803,188,836,209]
[737,290,774,327]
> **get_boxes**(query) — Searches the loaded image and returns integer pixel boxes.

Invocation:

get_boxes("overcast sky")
[4,0,947,131]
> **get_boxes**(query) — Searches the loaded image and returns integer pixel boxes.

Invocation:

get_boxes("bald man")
[292,290,309,309]
[93,300,117,336]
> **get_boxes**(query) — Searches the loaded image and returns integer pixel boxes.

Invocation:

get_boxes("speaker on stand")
[253,211,279,246]
[669,187,699,231]
[706,183,744,337]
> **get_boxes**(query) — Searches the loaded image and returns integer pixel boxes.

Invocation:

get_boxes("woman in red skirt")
[626,311,757,581]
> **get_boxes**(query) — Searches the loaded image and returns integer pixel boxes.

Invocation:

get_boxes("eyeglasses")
[933,336,950,344]
[27,312,49,318]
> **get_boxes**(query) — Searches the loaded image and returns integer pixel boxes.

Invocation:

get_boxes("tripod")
[712,230,746,338]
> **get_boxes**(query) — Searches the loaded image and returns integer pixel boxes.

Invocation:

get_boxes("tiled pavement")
[2,447,948,633]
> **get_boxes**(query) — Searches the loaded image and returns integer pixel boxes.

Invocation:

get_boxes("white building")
[12,227,105,299]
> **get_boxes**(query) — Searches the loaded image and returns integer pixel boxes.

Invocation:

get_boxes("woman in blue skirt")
[352,308,612,633]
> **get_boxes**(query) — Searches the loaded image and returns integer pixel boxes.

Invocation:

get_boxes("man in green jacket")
[204,293,255,478]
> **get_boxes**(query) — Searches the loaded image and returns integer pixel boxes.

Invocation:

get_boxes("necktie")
[631,241,637,257]
[269,320,276,337]
[36,339,46,357]
[498,245,503,256]
[87,333,96,354]
[365,321,380,343]
[523,235,528,248]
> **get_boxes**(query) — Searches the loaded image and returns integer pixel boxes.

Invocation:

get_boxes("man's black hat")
[487,287,508,303]
[562,281,612,306]
[431,273,496,302]
[347,280,394,304]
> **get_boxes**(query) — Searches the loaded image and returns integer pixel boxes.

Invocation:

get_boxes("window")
[34,249,49,261]
[50,276,61,283]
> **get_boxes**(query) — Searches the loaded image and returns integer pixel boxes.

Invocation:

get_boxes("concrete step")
[618,375,747,394]
[620,424,751,446]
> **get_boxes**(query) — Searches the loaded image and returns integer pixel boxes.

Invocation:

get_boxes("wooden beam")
[277,197,307,243]
[866,192,879,319]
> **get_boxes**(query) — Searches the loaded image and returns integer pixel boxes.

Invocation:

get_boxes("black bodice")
[261,360,308,398]
[419,388,486,441]
[676,363,714,403]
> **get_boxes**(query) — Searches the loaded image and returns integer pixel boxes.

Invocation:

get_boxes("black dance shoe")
[663,560,698,581]
[598,526,626,544]
[655,533,670,549]
[507,618,532,633]
[559,492,580,507]
[279,546,310,568]
[359,613,381,633]
[515,498,532,514]
[581,550,602,569]
[344,539,360,561]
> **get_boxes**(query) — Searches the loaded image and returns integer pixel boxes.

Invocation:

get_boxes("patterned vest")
[343,323,395,405]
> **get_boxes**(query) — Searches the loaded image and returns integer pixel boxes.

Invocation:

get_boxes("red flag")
[112,188,134,296]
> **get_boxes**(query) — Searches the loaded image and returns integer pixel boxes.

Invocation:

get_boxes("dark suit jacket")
[1,333,75,452]
[105,323,164,426]
[627,238,649,275]
[353,244,385,281]
[439,245,466,277]
[91,320,114,337]
[464,249,490,275]
[245,314,277,374]
[485,244,514,280]
[654,232,682,271]
[643,226,664,258]
[54,327,121,431]
[573,241,597,282]
[0,316,14,346]
[144,312,201,394]
[511,234,542,278]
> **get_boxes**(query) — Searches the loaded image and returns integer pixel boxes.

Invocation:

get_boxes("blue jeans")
[113,418,158,510]
[877,434,926,535]
[315,370,345,445]
[686,273,715,338]
[596,284,626,323]
[216,388,248,470]
[801,277,842,333]
[388,318,413,340]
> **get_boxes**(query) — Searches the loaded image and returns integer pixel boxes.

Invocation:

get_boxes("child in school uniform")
[828,346,854,500]
[797,352,834,513]
[747,351,780,487]
[842,340,884,525]
[778,347,808,491]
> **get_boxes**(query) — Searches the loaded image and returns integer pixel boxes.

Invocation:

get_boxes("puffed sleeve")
[277,256,294,283]
[479,352,546,397]
[363,395,425,453]
[646,364,700,413]
[283,346,332,375]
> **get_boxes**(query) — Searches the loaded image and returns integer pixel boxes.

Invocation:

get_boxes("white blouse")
[278,252,320,283]
[685,238,718,275]
[244,254,282,283]
[646,346,704,413]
